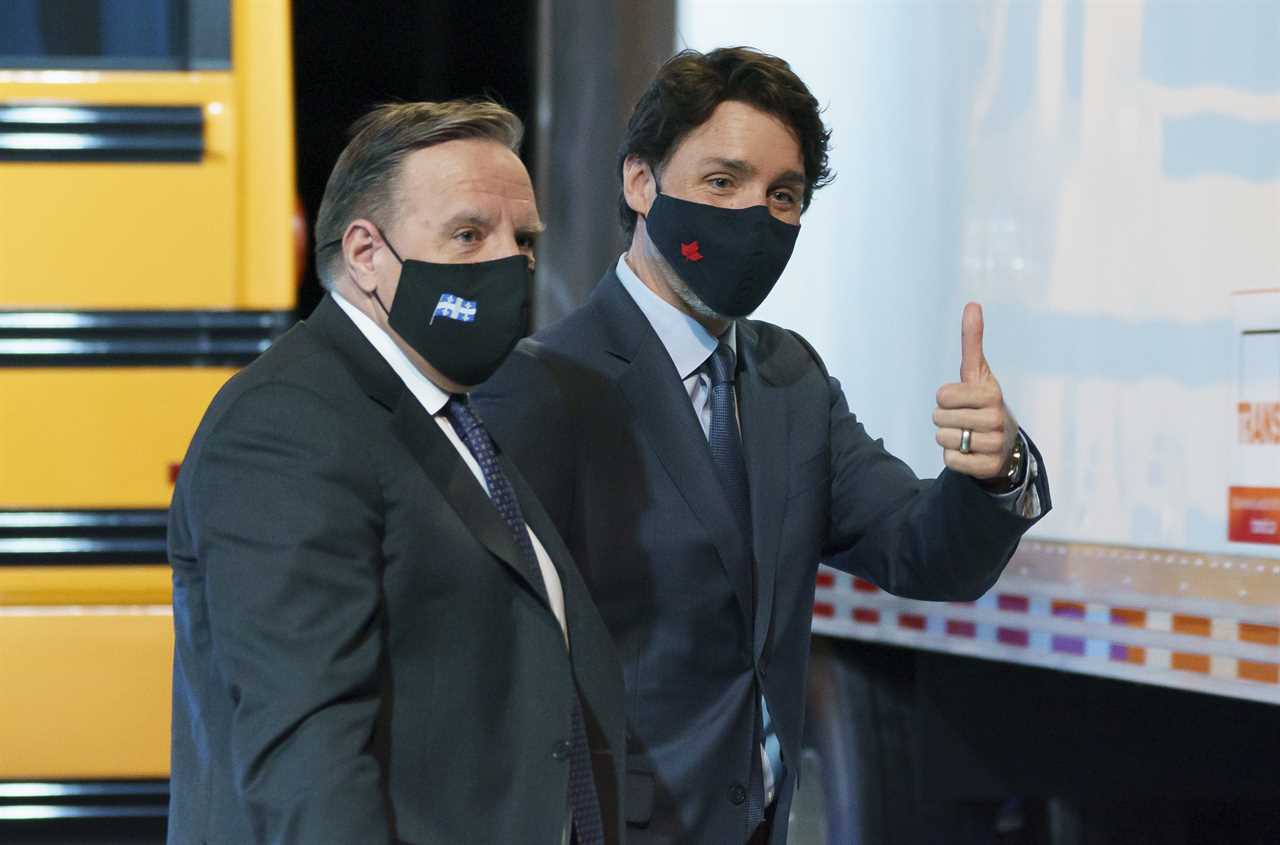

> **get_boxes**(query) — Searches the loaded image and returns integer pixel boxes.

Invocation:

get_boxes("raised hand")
[932,303,1018,481]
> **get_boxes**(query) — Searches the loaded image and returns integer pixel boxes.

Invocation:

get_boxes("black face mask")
[372,237,532,387]
[643,190,801,317]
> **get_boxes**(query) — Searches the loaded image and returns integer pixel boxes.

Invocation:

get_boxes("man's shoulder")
[474,286,618,420]
[739,317,828,384]
[522,265,643,357]
[192,318,366,446]
[527,295,607,356]
[498,294,612,386]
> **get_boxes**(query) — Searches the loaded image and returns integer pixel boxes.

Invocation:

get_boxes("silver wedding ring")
[959,429,973,455]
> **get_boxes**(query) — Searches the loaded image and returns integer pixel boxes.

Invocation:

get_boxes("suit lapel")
[308,292,552,606]
[736,321,790,659]
[304,294,403,411]
[594,276,754,628]
[508,456,626,762]
[391,387,548,604]
[506,454,595,645]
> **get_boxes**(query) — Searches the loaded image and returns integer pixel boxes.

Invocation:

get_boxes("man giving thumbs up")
[474,47,1051,844]
[932,304,1041,514]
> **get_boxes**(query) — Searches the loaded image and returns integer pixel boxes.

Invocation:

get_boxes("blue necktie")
[703,344,768,833]
[444,396,604,845]
[445,395,547,601]
[705,342,753,544]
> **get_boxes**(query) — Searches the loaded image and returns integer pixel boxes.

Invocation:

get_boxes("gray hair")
[313,100,524,288]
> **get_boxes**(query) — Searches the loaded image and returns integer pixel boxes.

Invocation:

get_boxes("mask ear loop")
[319,225,404,315]
[369,227,404,315]
[636,164,666,242]
[379,229,404,263]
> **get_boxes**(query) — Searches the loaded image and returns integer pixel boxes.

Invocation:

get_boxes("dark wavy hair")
[617,46,833,235]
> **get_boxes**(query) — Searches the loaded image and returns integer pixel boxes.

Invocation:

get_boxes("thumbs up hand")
[932,303,1019,482]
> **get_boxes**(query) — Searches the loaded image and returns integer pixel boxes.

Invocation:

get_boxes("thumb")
[960,302,987,384]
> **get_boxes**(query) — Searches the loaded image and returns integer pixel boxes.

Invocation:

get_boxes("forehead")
[666,100,804,175]
[396,138,537,221]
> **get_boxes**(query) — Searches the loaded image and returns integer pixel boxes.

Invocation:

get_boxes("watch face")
[1008,447,1025,482]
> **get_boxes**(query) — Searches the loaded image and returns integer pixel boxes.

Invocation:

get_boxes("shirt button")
[728,783,747,805]
[552,740,572,761]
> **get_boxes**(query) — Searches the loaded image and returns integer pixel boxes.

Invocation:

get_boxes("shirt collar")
[615,253,736,380]
[331,290,451,415]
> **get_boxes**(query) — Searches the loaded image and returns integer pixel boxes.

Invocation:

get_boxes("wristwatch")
[981,437,1025,494]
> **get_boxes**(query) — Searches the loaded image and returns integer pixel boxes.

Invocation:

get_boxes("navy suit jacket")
[473,270,1050,844]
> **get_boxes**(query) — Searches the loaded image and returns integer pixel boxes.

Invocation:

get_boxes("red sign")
[1228,486,1280,544]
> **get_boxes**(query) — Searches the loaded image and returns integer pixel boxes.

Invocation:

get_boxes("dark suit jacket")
[167,294,626,845]
[472,270,1051,844]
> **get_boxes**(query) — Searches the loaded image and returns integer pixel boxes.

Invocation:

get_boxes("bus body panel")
[1,367,237,508]
[0,0,297,793]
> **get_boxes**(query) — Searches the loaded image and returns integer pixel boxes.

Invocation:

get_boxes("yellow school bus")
[0,0,297,824]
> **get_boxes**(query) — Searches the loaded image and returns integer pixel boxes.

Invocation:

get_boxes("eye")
[708,175,733,190]
[772,189,798,205]
[453,228,480,244]
[516,233,538,250]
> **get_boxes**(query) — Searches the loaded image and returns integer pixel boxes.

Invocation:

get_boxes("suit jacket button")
[728,783,747,805]
[552,740,572,761]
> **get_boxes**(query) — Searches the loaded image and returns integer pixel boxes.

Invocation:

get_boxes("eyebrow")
[437,211,495,233]
[701,157,806,188]
[436,210,545,238]
[702,157,756,177]
[774,169,807,188]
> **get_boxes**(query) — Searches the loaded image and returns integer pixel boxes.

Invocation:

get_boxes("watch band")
[981,436,1025,494]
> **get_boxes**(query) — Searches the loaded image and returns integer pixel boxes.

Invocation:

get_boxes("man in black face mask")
[473,48,1052,844]
[167,101,625,845]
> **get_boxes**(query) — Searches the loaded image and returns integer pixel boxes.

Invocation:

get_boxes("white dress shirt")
[332,292,569,644]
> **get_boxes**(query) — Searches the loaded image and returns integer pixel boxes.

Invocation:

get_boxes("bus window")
[0,0,229,71]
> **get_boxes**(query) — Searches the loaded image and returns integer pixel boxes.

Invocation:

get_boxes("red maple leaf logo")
[680,241,704,262]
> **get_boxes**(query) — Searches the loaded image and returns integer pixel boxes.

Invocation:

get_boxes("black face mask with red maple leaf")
[644,191,800,318]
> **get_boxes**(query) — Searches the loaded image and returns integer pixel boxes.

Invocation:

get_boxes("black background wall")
[291,0,536,318]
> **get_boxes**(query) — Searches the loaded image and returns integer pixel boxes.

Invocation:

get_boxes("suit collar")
[734,318,806,387]
[613,253,735,380]
[330,290,450,414]
[305,293,404,411]
[309,294,560,613]
[593,270,797,387]
[591,267,653,365]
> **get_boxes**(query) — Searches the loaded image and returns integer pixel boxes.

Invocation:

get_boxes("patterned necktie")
[704,342,753,542]
[444,395,546,601]
[702,344,766,832]
[443,396,605,845]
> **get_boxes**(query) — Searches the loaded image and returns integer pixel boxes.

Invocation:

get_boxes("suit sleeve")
[798,337,1050,600]
[472,339,577,537]
[189,383,393,845]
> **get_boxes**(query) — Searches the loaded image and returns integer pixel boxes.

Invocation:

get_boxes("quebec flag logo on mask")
[431,293,478,324]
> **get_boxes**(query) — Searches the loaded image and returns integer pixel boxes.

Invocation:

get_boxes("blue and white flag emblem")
[431,293,478,324]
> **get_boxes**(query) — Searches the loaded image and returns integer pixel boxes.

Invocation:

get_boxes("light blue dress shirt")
[613,252,1042,806]
[613,254,1041,516]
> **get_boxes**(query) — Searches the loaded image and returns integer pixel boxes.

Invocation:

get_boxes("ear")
[342,219,382,294]
[622,154,658,219]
